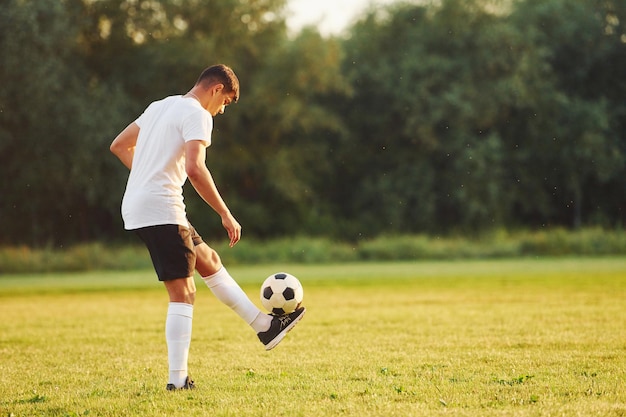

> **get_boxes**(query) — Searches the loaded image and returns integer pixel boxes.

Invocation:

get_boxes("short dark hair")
[196,64,239,102]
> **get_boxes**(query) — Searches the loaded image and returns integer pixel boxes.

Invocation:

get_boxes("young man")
[110,64,305,391]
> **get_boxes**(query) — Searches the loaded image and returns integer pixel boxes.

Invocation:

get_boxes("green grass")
[1,258,625,416]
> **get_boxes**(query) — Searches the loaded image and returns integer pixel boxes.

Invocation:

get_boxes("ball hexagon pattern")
[260,272,304,315]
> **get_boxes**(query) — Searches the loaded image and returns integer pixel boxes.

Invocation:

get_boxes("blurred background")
[1,0,624,250]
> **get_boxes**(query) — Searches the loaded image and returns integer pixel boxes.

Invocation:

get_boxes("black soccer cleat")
[166,376,195,391]
[257,307,306,351]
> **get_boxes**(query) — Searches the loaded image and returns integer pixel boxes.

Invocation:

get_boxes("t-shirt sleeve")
[182,111,213,146]
[135,101,157,129]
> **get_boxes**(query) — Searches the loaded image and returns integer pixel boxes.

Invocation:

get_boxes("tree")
[334,0,626,236]
[0,0,128,245]
[194,28,350,238]
[508,0,626,227]
[1,0,624,247]
[337,0,534,235]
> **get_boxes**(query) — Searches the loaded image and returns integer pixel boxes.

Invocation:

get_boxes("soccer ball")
[260,272,304,315]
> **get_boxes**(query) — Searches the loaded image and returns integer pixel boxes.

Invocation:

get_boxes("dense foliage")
[1,0,624,246]
[1,228,625,273]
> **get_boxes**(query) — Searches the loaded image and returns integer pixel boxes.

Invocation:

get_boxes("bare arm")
[185,140,242,247]
[110,122,140,170]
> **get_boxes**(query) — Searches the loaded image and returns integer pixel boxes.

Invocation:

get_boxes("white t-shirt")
[121,95,213,230]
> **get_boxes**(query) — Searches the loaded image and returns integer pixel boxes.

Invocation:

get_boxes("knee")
[209,250,221,269]
[195,244,223,276]
[183,281,197,304]
[185,289,196,305]
[176,287,195,305]
[166,278,197,305]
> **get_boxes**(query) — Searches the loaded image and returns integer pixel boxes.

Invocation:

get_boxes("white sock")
[166,302,193,388]
[202,266,271,333]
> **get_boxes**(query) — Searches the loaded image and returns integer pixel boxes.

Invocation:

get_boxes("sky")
[286,0,399,36]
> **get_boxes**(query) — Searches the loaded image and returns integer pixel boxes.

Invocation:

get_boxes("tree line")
[0,0,624,247]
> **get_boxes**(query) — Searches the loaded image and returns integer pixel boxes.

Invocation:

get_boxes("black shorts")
[134,223,205,281]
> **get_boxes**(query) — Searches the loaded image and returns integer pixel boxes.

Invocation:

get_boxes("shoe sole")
[265,308,306,351]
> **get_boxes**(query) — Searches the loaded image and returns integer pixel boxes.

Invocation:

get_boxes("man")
[110,64,305,391]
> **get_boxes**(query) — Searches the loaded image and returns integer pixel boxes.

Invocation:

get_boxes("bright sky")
[286,0,399,36]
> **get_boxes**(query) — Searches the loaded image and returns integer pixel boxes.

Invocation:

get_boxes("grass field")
[1,258,625,416]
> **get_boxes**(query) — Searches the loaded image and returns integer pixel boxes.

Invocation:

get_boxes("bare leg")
[164,276,196,304]
[194,242,222,277]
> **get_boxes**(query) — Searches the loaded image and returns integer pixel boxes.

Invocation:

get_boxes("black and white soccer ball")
[260,272,304,315]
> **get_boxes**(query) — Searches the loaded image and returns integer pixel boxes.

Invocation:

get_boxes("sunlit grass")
[1,259,625,416]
